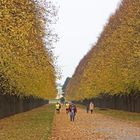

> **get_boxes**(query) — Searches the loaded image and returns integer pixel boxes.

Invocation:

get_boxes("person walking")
[55,102,61,114]
[65,102,70,114]
[69,103,77,122]
[89,101,94,114]
[86,103,89,113]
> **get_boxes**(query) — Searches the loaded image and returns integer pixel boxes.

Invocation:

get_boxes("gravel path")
[49,106,140,140]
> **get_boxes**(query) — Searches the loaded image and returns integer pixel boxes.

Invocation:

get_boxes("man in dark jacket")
[69,103,77,122]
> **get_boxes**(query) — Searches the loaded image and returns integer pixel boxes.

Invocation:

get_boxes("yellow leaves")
[134,51,140,58]
[66,0,140,100]
[0,0,57,99]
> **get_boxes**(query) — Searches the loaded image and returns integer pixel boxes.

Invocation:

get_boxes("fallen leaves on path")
[49,106,140,140]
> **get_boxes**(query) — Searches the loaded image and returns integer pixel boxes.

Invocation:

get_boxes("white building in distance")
[56,83,64,99]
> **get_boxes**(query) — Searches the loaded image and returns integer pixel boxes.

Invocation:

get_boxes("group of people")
[55,101,94,122]
[55,101,77,122]
[65,102,77,122]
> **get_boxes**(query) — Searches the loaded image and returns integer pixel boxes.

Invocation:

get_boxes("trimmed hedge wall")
[0,94,48,119]
[82,93,140,113]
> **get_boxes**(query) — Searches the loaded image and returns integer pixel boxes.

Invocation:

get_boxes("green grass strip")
[0,104,55,140]
[95,108,140,122]
[77,104,140,122]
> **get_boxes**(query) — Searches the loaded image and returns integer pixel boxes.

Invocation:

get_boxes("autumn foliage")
[66,0,140,100]
[0,0,57,99]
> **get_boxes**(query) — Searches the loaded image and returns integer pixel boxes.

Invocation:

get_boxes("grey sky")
[53,0,121,85]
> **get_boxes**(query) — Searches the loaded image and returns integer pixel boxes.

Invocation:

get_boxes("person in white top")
[89,101,94,114]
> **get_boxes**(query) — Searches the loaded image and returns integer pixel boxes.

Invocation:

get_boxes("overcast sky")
[52,0,121,85]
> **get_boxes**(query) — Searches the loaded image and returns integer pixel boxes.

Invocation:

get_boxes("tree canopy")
[0,0,57,99]
[66,0,140,100]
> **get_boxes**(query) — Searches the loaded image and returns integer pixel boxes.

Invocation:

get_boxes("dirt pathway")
[49,106,140,140]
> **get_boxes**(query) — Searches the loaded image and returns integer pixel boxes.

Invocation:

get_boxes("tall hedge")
[0,0,57,99]
[66,0,140,100]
